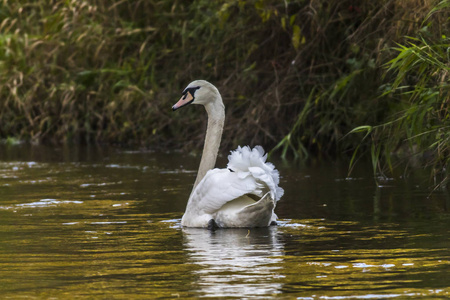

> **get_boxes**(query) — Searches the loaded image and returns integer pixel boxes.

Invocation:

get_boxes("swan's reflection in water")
[182,227,284,298]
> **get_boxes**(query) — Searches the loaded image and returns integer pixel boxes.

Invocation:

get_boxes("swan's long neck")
[193,94,225,189]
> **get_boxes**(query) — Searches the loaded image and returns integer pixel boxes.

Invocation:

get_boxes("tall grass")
[0,0,157,144]
[270,0,440,158]
[348,0,449,189]
[0,0,433,147]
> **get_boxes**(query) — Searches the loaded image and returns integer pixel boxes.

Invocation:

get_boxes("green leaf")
[292,25,302,50]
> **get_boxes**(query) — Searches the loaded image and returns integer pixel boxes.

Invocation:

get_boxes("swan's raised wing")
[188,168,264,215]
[189,146,284,214]
[182,146,284,228]
[227,146,284,201]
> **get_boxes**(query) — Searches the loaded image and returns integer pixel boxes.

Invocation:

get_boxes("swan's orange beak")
[172,91,194,111]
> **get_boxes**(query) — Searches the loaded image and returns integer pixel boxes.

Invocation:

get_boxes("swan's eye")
[182,86,201,98]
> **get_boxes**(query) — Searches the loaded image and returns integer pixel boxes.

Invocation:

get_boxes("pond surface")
[0,144,448,299]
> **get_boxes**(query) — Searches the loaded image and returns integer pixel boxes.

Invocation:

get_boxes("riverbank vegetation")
[0,0,448,187]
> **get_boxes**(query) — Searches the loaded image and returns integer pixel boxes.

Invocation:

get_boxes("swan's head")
[172,80,220,111]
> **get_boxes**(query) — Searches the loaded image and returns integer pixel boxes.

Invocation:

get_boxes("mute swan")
[172,80,284,228]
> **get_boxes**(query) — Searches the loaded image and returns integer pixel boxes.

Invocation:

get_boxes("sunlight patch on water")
[159,169,196,174]
[277,219,312,229]
[80,182,122,187]
[334,177,364,181]
[160,218,182,229]
[0,161,45,169]
[0,199,83,209]
[105,163,145,170]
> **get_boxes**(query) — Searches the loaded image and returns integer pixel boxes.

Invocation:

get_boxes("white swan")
[172,80,284,228]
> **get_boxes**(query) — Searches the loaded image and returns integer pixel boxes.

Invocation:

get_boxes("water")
[0,144,448,299]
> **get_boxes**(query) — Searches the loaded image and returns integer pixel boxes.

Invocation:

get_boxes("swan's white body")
[172,80,283,228]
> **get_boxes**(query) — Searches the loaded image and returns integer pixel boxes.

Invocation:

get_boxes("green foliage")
[0,0,409,148]
[258,0,433,158]
[349,0,450,189]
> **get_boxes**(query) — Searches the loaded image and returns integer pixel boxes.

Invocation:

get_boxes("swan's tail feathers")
[236,192,274,227]
[227,146,284,201]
